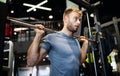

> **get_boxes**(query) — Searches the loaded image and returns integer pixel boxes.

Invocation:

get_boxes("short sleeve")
[40,35,51,52]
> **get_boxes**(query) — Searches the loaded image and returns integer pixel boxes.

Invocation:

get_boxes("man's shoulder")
[44,32,59,39]
[47,31,60,36]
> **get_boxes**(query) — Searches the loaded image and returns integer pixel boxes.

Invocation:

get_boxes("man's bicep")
[39,48,48,61]
[39,37,51,60]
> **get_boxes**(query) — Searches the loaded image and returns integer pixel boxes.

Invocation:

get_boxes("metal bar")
[7,16,56,33]
[86,11,98,76]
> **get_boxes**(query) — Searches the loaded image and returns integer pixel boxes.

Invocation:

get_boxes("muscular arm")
[80,39,88,64]
[78,36,89,64]
[27,25,47,67]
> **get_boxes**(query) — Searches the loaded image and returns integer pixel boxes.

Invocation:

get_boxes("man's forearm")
[27,34,42,66]
[80,40,88,64]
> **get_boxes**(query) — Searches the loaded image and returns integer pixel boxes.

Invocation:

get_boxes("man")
[27,7,88,76]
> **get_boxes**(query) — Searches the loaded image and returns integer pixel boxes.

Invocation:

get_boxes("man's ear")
[63,16,68,23]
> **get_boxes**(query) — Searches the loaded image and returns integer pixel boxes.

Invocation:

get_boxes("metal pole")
[85,11,98,76]
[93,10,107,76]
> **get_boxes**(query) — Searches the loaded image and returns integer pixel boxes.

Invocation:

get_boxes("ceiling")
[7,0,120,24]
[7,0,66,20]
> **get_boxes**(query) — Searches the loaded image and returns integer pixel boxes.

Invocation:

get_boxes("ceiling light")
[11,10,14,13]
[23,0,52,12]
[49,15,53,19]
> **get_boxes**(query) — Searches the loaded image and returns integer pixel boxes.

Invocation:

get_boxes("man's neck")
[61,28,74,37]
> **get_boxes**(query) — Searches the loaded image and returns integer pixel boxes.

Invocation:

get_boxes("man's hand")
[34,24,45,36]
[77,36,88,43]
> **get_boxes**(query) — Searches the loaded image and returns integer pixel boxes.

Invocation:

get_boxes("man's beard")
[67,24,78,33]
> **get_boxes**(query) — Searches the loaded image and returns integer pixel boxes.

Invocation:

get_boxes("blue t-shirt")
[41,31,81,76]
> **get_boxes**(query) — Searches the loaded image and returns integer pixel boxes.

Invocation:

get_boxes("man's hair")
[63,7,83,18]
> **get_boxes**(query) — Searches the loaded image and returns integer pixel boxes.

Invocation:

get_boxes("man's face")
[66,12,81,33]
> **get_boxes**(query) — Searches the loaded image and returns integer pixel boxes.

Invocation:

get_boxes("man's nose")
[77,19,80,24]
